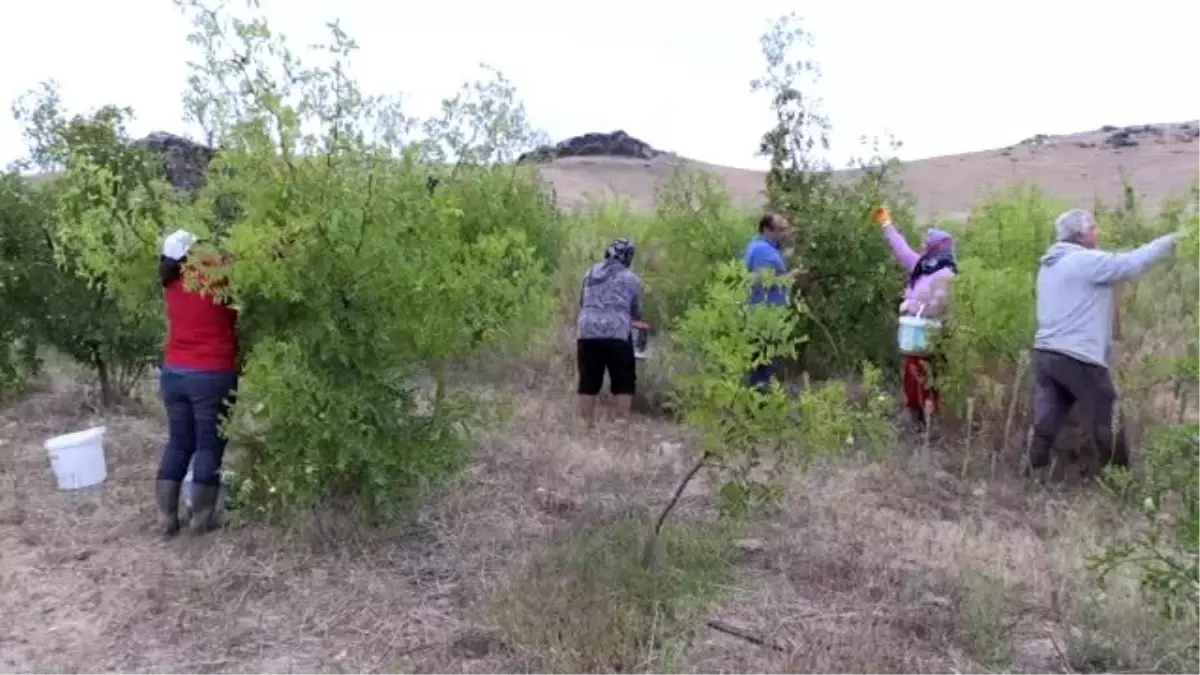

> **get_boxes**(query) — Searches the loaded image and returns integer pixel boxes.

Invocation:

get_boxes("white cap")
[161,229,196,261]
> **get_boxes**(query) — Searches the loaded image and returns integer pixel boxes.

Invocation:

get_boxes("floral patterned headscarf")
[604,238,636,267]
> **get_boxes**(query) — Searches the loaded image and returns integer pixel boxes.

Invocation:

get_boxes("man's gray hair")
[1055,208,1096,243]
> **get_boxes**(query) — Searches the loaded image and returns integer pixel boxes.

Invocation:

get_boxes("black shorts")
[577,338,636,396]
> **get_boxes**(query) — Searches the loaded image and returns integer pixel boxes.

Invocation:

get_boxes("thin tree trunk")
[1000,353,1029,468]
[641,454,708,570]
[95,356,115,408]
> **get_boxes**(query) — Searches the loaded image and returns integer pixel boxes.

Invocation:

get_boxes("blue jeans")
[157,369,238,486]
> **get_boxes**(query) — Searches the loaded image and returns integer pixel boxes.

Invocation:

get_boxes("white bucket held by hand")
[897,306,942,356]
[44,426,108,490]
[632,327,651,360]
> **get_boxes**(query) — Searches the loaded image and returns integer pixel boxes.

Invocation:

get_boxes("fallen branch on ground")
[705,618,787,652]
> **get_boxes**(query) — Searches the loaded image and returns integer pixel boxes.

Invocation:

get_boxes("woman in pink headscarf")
[872,207,958,428]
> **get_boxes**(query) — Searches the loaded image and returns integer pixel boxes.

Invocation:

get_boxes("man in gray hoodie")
[1029,208,1181,478]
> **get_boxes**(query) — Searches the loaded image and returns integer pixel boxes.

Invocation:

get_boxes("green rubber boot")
[188,484,222,534]
[155,480,182,536]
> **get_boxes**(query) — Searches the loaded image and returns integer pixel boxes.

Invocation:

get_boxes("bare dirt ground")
[0,360,1172,674]
[540,121,1200,220]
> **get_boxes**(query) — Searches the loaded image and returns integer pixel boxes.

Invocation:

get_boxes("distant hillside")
[534,122,1200,221]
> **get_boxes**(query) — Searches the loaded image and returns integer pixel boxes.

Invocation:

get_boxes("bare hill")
[536,122,1200,220]
[537,155,768,213]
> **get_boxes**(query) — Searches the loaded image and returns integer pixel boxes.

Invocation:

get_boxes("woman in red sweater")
[155,230,239,536]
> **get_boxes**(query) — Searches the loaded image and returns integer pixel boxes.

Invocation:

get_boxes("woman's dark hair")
[159,255,185,287]
[758,212,779,233]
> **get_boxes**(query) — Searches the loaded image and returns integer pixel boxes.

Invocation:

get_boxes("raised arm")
[1079,233,1179,285]
[871,207,920,272]
[881,224,920,272]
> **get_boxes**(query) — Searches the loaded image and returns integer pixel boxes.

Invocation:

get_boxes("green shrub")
[1094,425,1199,626]
[0,174,45,398]
[10,0,554,518]
[945,184,1060,270]
[641,261,894,563]
[753,15,921,377]
[639,166,750,328]
[1,95,166,406]
[934,185,1052,430]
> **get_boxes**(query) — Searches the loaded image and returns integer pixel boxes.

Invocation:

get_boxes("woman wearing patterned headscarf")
[872,208,958,428]
[576,238,646,427]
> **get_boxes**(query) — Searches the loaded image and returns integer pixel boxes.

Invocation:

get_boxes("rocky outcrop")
[1010,121,1200,153]
[518,130,665,164]
[1094,124,1163,149]
[133,132,217,194]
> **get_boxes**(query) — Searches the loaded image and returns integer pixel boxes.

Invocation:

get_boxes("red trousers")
[902,354,940,415]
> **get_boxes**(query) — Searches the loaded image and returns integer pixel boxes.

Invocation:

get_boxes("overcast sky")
[2,0,1196,170]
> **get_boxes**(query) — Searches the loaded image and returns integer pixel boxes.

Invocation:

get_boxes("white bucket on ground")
[44,426,108,491]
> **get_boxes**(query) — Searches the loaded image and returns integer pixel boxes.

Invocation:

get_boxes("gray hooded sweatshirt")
[1034,233,1179,367]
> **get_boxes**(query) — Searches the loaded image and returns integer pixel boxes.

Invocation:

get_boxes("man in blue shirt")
[744,212,798,388]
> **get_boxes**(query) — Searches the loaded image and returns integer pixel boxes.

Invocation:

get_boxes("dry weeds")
[0,360,1192,673]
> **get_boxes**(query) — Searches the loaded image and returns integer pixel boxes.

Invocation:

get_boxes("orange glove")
[870,206,892,227]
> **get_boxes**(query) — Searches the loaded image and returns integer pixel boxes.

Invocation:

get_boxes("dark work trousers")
[747,357,780,390]
[747,333,784,390]
[157,369,238,486]
[1029,349,1130,472]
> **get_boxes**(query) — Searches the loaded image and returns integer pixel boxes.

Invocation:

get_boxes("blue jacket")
[744,236,788,307]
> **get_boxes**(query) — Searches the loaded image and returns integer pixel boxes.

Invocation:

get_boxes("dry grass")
[0,360,705,673]
[0,358,1194,673]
